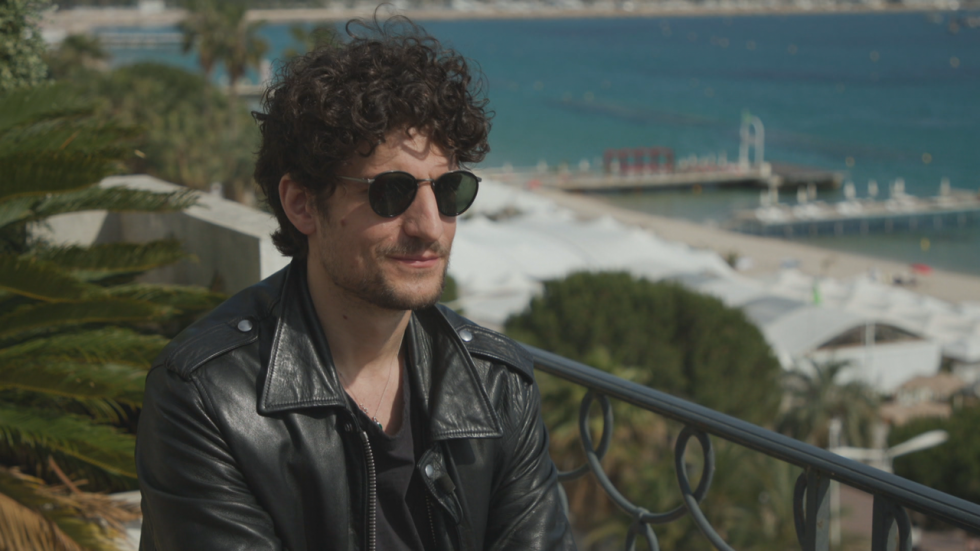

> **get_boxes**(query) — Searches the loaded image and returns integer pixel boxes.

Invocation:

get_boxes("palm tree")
[0,84,223,550]
[282,23,340,60]
[178,0,226,81]
[178,0,267,161]
[178,0,269,94]
[776,360,881,448]
[223,9,267,93]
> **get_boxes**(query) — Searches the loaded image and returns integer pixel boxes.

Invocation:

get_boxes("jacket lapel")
[259,262,347,414]
[257,261,503,441]
[411,308,503,441]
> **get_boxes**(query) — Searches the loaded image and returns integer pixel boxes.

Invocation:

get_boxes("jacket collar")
[258,261,502,440]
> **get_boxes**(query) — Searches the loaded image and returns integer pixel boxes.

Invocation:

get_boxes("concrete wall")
[39,175,289,295]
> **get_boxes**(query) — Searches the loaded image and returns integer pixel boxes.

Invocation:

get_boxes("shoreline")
[42,3,976,34]
[534,187,980,304]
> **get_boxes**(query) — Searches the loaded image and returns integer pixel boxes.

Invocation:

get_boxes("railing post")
[803,468,831,551]
[872,496,912,551]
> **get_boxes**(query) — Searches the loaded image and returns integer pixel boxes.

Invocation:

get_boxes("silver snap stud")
[459,329,473,342]
[237,319,253,332]
[424,464,435,478]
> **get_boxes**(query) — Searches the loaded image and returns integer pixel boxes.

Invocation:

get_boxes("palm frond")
[0,406,137,478]
[0,116,135,204]
[33,240,190,282]
[0,359,146,406]
[0,255,98,302]
[0,298,165,340]
[0,466,138,551]
[0,483,85,551]
[107,283,224,313]
[0,389,132,427]
[0,84,93,135]
[30,185,198,220]
[0,196,35,231]
[0,150,121,204]
[0,85,137,204]
[0,328,166,367]
[0,116,134,159]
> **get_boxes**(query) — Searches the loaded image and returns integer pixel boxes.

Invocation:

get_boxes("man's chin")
[353,274,446,312]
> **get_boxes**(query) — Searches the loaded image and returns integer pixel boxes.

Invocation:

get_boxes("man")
[136,16,576,551]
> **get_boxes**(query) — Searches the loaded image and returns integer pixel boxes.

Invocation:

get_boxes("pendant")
[373,417,383,431]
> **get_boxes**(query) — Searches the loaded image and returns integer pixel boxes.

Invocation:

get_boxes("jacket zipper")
[426,494,437,548]
[359,429,377,551]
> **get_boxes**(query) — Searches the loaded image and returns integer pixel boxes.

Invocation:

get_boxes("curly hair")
[253,15,492,258]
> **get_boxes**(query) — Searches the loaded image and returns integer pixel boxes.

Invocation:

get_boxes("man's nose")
[401,182,445,242]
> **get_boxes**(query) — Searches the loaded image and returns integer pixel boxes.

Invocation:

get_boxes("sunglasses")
[338,170,481,218]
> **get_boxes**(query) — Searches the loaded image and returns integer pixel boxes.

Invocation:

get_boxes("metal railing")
[525,344,980,551]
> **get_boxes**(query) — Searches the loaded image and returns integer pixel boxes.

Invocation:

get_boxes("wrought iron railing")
[525,344,980,551]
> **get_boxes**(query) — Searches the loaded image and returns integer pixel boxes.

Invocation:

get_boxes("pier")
[480,161,842,193]
[479,115,842,194]
[730,181,980,237]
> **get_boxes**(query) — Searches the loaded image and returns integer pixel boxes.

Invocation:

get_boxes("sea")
[104,10,980,276]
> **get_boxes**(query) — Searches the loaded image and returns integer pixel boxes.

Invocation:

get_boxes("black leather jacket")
[136,262,575,551]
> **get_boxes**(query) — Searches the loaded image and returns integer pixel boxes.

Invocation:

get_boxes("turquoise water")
[105,11,980,276]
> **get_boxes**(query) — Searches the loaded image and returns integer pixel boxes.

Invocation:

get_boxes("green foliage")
[282,23,340,59]
[0,0,49,93]
[76,62,260,199]
[179,0,269,88]
[43,34,110,81]
[0,466,139,551]
[0,85,134,210]
[0,82,224,547]
[439,274,461,314]
[891,405,980,505]
[33,240,190,283]
[41,5,264,202]
[776,361,880,448]
[505,271,781,424]
[0,406,137,478]
[506,271,789,549]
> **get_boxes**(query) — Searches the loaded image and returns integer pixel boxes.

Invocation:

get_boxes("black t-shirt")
[351,361,434,551]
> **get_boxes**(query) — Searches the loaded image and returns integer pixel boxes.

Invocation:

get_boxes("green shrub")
[505,271,792,550]
[891,405,980,505]
[505,271,781,424]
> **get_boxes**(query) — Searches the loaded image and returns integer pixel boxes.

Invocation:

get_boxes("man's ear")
[279,174,318,236]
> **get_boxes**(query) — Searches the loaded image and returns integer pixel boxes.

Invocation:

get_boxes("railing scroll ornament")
[525,344,980,551]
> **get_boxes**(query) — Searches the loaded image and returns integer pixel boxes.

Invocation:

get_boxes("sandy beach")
[41,2,970,35]
[533,187,980,304]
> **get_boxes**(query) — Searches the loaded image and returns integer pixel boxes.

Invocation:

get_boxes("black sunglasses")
[338,170,481,218]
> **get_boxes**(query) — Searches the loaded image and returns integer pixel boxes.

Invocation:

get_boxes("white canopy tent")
[449,179,978,392]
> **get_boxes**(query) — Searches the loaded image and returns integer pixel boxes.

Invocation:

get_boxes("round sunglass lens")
[435,172,479,216]
[370,173,417,217]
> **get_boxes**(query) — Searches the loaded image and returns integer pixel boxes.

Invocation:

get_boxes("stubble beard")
[321,238,450,312]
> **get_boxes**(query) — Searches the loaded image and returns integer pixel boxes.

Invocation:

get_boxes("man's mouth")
[383,239,449,269]
[389,254,443,268]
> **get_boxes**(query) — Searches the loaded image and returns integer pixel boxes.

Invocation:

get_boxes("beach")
[533,187,980,304]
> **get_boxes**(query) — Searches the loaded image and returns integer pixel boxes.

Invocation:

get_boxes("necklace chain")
[338,358,395,431]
